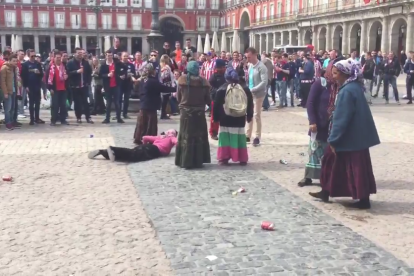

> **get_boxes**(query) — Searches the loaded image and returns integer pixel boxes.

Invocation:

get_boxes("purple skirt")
[320,146,377,199]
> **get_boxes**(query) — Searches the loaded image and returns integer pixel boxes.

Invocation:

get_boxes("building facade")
[0,0,220,55]
[221,0,414,55]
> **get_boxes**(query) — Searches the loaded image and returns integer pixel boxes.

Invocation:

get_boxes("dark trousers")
[160,94,170,118]
[105,86,120,120]
[100,144,161,162]
[13,92,18,122]
[383,75,399,101]
[299,81,313,108]
[73,87,91,119]
[67,87,73,109]
[51,90,68,123]
[28,87,41,122]
[270,78,277,102]
[406,77,414,102]
[93,84,106,114]
[119,82,131,117]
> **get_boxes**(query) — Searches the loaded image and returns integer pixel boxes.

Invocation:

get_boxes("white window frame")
[71,13,81,29]
[186,0,194,8]
[277,1,282,17]
[5,11,16,27]
[22,11,33,28]
[220,17,225,27]
[5,0,15,3]
[227,15,230,26]
[144,0,152,8]
[132,15,142,30]
[263,5,267,20]
[22,0,32,4]
[71,0,80,4]
[38,12,49,28]
[116,0,127,7]
[55,12,65,28]
[38,0,48,4]
[86,13,96,29]
[101,0,111,6]
[211,0,219,9]
[165,0,174,8]
[293,0,299,14]
[256,6,260,22]
[285,0,291,15]
[197,16,206,31]
[198,0,206,9]
[131,0,142,7]
[270,3,274,18]
[232,13,235,27]
[210,16,219,31]
[117,14,127,30]
[55,0,64,4]
[102,13,112,29]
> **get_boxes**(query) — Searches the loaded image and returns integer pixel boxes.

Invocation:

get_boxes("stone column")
[298,29,303,46]
[50,35,55,51]
[406,13,414,52]
[127,37,132,53]
[82,36,87,50]
[34,35,40,53]
[273,32,276,48]
[142,36,149,54]
[381,16,389,53]
[265,33,269,53]
[289,31,293,46]
[312,27,317,49]
[66,36,71,53]
[259,34,262,53]
[1,35,6,51]
[326,24,332,51]
[360,20,367,53]
[342,22,349,54]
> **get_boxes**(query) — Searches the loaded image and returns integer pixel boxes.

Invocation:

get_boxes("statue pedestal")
[147,32,164,55]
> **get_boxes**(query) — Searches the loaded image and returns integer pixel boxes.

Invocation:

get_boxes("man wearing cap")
[208,59,227,140]
[202,52,215,81]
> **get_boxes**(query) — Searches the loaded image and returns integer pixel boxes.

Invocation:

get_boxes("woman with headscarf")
[175,61,211,169]
[309,59,380,209]
[213,67,253,165]
[133,63,176,144]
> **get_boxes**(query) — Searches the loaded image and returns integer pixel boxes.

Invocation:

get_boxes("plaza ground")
[0,91,414,275]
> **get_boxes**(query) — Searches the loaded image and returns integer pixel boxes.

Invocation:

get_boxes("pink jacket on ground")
[142,136,178,156]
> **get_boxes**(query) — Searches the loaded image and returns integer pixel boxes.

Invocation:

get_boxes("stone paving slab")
[112,125,413,276]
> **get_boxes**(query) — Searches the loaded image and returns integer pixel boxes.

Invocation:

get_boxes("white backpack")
[224,84,248,117]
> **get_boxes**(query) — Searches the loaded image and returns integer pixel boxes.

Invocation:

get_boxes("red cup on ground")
[261,221,274,231]
[2,175,12,182]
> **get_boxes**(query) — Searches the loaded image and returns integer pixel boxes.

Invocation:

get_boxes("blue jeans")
[276,80,287,106]
[262,84,270,109]
[294,77,300,98]
[383,75,399,101]
[105,86,121,120]
[4,93,16,124]
[170,96,179,114]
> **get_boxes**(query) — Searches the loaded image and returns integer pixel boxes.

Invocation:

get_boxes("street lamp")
[147,0,164,55]
[89,0,103,56]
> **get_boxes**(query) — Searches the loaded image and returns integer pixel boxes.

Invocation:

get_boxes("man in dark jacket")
[403,51,414,104]
[208,59,227,140]
[363,52,375,104]
[21,49,45,125]
[66,47,93,124]
[383,52,401,104]
[119,51,136,119]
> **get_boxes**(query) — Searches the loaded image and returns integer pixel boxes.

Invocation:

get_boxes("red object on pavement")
[238,187,246,193]
[2,175,12,181]
[261,221,274,230]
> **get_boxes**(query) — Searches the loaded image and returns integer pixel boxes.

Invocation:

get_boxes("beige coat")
[0,63,17,96]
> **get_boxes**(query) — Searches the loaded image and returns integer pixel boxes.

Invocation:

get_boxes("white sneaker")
[24,106,27,110]
[18,114,26,118]
[271,101,276,106]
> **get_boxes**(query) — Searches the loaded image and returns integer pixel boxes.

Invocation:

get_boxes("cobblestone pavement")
[0,114,172,275]
[1,94,414,275]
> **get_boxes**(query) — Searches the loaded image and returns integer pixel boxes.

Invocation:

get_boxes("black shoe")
[87,119,94,124]
[298,178,312,187]
[61,121,70,125]
[123,115,131,119]
[102,119,110,124]
[77,119,82,124]
[296,103,301,107]
[36,119,45,124]
[309,190,329,202]
[111,116,117,121]
[117,119,125,124]
[246,137,251,143]
[50,122,56,126]
[407,101,413,104]
[211,135,218,140]
[88,149,101,159]
[29,121,35,125]
[107,146,115,162]
[90,111,97,116]
[346,199,371,209]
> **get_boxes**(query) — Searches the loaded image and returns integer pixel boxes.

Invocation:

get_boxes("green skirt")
[304,138,328,180]
[175,108,211,169]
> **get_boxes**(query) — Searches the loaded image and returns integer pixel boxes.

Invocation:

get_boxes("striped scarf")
[48,62,66,85]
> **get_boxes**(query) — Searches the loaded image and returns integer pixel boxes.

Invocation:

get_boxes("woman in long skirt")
[213,67,253,165]
[175,61,212,169]
[309,59,380,209]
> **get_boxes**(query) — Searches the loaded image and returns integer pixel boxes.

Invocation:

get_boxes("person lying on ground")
[88,129,178,163]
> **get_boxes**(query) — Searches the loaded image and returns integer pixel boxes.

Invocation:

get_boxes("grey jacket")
[248,61,268,98]
[263,58,274,81]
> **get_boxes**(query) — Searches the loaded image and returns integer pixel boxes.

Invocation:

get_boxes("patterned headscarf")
[139,63,154,81]
[225,67,239,83]
[186,61,200,77]
[333,58,364,87]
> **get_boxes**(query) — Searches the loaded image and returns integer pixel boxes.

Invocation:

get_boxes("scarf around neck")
[48,62,66,86]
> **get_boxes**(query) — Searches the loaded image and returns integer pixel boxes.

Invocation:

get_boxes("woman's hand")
[330,145,336,155]
[309,124,317,133]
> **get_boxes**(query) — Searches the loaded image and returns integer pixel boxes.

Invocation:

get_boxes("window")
[116,0,126,6]
[132,15,142,30]
[277,1,282,17]
[55,13,65,28]
[5,11,16,27]
[144,0,151,8]
[5,0,15,3]
[101,0,111,6]
[285,0,291,15]
[198,0,205,9]
[210,16,219,31]
[38,0,48,4]
[165,0,174,8]
[117,14,126,30]
[197,16,206,31]
[322,0,328,11]
[263,5,267,20]
[71,14,81,29]
[22,0,32,4]
[211,0,218,9]
[220,16,225,27]
[227,15,230,26]
[232,13,235,27]
[131,0,142,7]
[55,0,63,4]
[22,12,33,28]
[255,6,260,22]
[270,3,274,19]
[71,0,80,4]
[38,12,49,28]
[293,0,299,13]
[186,0,194,8]
[102,14,112,29]
[87,13,96,29]
[87,0,96,4]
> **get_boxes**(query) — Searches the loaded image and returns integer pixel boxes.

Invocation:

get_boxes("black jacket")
[363,59,375,80]
[383,57,400,77]
[139,76,176,111]
[66,58,92,88]
[404,61,414,78]
[99,61,124,90]
[208,72,226,101]
[21,60,44,88]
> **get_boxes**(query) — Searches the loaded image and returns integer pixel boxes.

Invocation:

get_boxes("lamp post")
[147,0,164,55]
[89,0,103,56]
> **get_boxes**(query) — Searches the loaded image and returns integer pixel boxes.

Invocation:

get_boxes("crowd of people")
[2,36,414,209]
